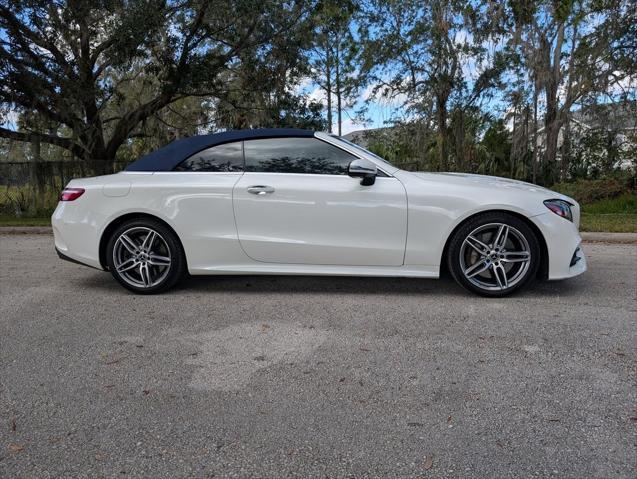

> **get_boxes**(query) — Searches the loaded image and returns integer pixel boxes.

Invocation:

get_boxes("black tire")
[447,212,540,297]
[106,218,187,294]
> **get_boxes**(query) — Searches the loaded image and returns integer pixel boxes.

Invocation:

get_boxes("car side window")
[243,137,357,175]
[174,142,244,172]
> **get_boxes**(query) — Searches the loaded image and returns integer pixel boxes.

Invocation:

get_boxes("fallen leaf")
[106,356,126,365]
[359,347,371,352]
[423,455,434,470]
[142,390,150,395]
[260,323,269,331]
[11,418,16,432]
[339,377,346,383]
[8,443,24,453]
[95,453,106,461]
[628,416,637,422]
[447,415,452,423]
[547,418,560,422]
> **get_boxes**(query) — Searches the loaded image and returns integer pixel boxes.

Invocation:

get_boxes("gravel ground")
[1,235,636,478]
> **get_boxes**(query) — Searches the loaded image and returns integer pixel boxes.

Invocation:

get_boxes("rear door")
[232,136,407,266]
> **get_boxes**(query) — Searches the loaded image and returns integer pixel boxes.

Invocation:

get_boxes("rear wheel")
[447,212,540,297]
[106,218,186,294]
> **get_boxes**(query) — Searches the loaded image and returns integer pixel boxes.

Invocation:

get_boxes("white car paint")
[52,132,586,282]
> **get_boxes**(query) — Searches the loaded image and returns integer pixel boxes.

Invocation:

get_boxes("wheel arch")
[99,212,187,270]
[439,209,549,280]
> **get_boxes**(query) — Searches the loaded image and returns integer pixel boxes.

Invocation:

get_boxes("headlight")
[544,199,573,222]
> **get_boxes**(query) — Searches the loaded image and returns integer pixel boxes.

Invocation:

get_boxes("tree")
[359,0,506,171]
[507,0,637,181]
[0,0,314,173]
[310,0,362,135]
[480,119,512,176]
[213,10,326,131]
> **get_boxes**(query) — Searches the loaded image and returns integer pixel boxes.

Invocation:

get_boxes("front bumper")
[531,212,587,280]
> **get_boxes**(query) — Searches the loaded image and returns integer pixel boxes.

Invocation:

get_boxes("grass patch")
[0,216,51,227]
[580,213,637,233]
[578,193,637,232]
[581,193,637,214]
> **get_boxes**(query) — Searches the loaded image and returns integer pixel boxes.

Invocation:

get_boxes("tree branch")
[0,126,85,158]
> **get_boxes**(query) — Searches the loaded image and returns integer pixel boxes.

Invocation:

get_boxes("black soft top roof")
[125,128,315,172]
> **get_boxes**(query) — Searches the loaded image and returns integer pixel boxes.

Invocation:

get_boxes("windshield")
[330,135,395,168]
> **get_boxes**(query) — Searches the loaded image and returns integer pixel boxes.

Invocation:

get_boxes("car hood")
[407,171,573,201]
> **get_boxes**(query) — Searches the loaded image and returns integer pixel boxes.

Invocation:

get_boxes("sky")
[304,80,406,135]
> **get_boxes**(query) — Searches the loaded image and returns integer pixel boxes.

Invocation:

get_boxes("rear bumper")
[56,247,104,270]
[52,202,104,270]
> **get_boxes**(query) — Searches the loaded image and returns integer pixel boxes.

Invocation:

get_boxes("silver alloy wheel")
[459,223,531,291]
[112,227,171,289]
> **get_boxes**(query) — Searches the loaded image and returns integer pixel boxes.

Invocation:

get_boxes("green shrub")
[0,185,59,218]
[582,193,637,214]
[551,177,635,204]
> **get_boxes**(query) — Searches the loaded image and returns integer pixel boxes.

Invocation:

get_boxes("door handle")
[247,185,275,195]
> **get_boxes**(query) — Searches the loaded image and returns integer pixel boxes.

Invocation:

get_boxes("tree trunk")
[561,114,571,180]
[453,109,465,171]
[542,23,565,178]
[30,137,45,213]
[325,41,333,134]
[605,131,616,173]
[523,104,530,179]
[532,85,538,184]
[92,157,113,176]
[511,108,517,178]
[336,48,342,136]
[436,95,448,171]
[545,120,562,184]
[559,23,579,182]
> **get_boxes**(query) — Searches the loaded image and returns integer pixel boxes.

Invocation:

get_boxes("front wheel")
[447,213,540,297]
[106,218,186,294]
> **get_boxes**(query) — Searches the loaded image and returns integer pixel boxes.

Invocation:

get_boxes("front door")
[232,137,407,266]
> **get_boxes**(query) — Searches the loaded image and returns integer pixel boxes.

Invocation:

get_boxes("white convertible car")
[52,129,586,296]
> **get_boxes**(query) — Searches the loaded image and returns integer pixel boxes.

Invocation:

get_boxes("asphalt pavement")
[1,235,636,478]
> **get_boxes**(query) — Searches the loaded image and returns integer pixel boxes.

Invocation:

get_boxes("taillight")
[59,188,85,201]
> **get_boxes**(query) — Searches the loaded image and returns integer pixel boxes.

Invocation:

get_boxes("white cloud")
[1,109,19,129]
[339,117,367,135]
[307,85,327,104]
[292,75,314,95]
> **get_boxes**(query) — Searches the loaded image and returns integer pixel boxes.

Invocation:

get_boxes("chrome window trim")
[152,133,395,177]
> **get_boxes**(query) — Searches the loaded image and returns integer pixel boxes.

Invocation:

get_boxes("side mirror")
[348,158,377,186]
